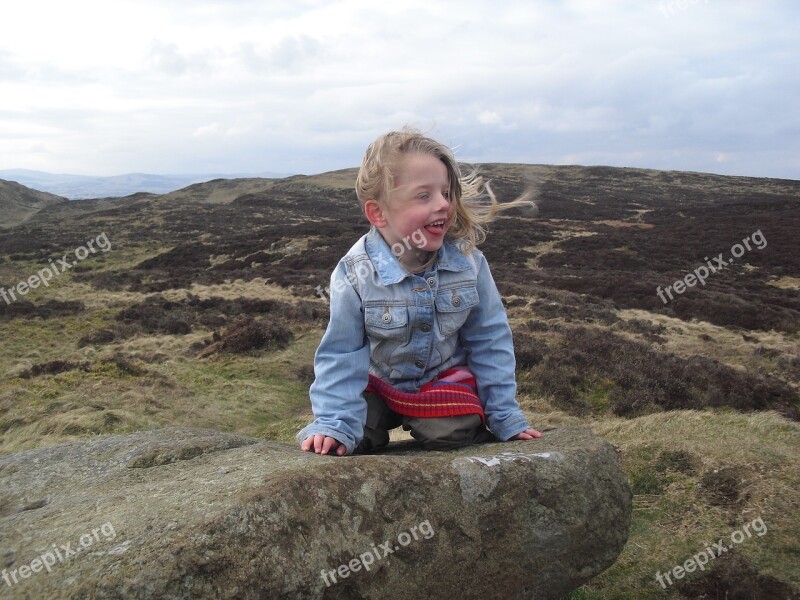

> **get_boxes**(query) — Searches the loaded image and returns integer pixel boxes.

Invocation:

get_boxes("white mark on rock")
[355,481,376,512]
[462,451,563,467]
[452,460,501,503]
[452,451,564,503]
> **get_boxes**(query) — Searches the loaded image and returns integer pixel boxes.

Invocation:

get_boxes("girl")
[298,128,541,456]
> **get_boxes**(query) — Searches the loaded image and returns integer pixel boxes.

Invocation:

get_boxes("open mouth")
[423,220,446,235]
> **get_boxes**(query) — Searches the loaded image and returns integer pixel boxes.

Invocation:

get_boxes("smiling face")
[364,152,453,271]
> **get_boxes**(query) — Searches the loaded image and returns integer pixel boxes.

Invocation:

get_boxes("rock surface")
[0,426,631,599]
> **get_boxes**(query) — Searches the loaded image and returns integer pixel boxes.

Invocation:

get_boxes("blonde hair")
[355,127,534,253]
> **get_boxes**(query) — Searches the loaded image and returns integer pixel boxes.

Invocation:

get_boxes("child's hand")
[511,428,543,440]
[300,434,348,456]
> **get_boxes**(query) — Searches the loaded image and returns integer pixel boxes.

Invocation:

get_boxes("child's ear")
[364,199,387,228]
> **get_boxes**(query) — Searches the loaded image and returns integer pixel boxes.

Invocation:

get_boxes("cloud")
[192,122,249,140]
[147,40,214,76]
[478,111,502,126]
[237,35,323,75]
[192,123,222,139]
[0,1,797,178]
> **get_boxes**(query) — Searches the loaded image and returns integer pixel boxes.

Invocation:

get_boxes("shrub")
[202,318,294,356]
[518,326,799,420]
[19,360,90,379]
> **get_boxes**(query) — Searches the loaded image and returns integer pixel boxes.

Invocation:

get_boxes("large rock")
[0,426,631,599]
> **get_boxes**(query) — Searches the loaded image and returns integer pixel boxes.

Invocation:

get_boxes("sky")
[1,0,799,179]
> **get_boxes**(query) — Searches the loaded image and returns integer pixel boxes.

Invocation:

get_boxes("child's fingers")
[300,435,347,455]
[321,436,339,455]
[513,428,543,440]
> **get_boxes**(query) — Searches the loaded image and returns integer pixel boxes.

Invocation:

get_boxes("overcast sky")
[1,0,798,179]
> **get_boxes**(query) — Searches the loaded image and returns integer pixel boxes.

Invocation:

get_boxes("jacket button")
[452,296,461,307]
[382,313,392,323]
[414,360,424,369]
[420,323,431,332]
[427,277,436,287]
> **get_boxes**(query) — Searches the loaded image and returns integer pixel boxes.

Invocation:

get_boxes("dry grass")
[521,226,598,270]
[158,279,300,303]
[582,410,800,598]
[593,220,655,229]
[301,168,360,189]
[768,275,800,291]
[0,245,324,453]
[523,240,564,270]
[158,178,278,205]
[616,308,800,386]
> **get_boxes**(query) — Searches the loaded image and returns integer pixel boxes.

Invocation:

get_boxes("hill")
[0,163,797,598]
[0,179,67,228]
[0,169,292,200]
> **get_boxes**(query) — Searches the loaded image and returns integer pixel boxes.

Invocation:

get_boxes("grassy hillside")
[0,166,797,598]
[0,179,67,228]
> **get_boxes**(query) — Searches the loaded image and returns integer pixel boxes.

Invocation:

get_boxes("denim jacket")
[297,227,531,454]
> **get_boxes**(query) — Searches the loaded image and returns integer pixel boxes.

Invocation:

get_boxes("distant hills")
[0,169,357,228]
[0,179,67,228]
[0,169,292,200]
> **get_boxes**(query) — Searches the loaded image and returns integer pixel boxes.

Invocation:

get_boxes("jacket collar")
[365,226,472,286]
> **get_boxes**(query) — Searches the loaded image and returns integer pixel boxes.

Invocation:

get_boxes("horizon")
[6,159,800,203]
[5,155,800,185]
[4,161,800,184]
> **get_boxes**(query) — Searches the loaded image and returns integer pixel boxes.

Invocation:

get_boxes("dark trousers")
[355,391,496,453]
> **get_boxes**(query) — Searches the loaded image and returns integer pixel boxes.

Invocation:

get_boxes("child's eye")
[442,191,450,200]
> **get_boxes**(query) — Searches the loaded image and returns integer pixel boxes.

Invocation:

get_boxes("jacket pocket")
[435,285,479,336]
[364,304,409,341]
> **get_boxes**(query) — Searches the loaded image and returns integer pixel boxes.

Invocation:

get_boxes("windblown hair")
[355,127,534,253]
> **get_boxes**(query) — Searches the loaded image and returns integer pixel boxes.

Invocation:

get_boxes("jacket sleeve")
[296,260,371,454]
[458,251,531,440]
